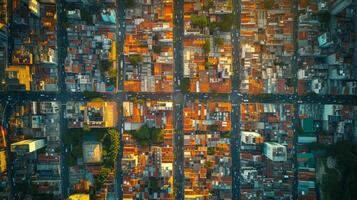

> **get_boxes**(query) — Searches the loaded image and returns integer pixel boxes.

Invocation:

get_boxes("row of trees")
[190,14,234,33]
[103,129,120,168]
[83,91,103,99]
[93,129,120,194]
[94,167,111,191]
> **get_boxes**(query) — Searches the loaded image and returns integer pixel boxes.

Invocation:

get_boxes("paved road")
[231,0,242,198]
[115,0,126,199]
[186,92,357,105]
[173,0,185,199]
[291,0,299,199]
[1,91,356,105]
[57,0,70,198]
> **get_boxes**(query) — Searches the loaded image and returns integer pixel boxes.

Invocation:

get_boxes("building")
[32,154,61,197]
[0,150,6,173]
[67,9,81,19]
[83,101,118,128]
[263,142,287,162]
[82,141,102,164]
[10,139,46,155]
[241,131,264,144]
[67,194,90,200]
[5,65,32,91]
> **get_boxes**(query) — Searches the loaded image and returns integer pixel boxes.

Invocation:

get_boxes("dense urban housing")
[0,0,356,200]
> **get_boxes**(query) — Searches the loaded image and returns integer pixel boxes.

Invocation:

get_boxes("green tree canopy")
[202,39,211,54]
[285,78,293,87]
[99,60,113,73]
[263,0,275,9]
[125,0,136,8]
[180,78,191,93]
[221,131,231,139]
[130,124,163,146]
[153,45,162,54]
[214,37,224,46]
[203,0,214,11]
[83,91,103,99]
[95,167,111,190]
[217,14,234,32]
[205,160,213,168]
[321,141,357,200]
[128,54,143,66]
[191,15,208,29]
[105,129,120,167]
[207,147,215,155]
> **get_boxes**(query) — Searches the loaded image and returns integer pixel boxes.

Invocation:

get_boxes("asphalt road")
[292,0,299,199]
[231,0,242,197]
[114,0,126,198]
[173,0,185,199]
[57,0,70,198]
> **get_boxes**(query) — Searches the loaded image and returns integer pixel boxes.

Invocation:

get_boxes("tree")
[205,160,213,168]
[125,0,136,8]
[202,39,211,54]
[180,78,190,93]
[217,14,234,32]
[203,0,214,11]
[128,54,143,66]
[191,15,208,29]
[321,141,357,200]
[148,177,160,193]
[105,129,120,167]
[214,37,224,46]
[208,124,219,131]
[263,0,275,9]
[109,66,118,77]
[99,60,113,73]
[319,13,330,24]
[83,124,91,132]
[80,8,94,25]
[295,124,304,135]
[83,91,103,99]
[130,124,163,146]
[208,21,218,33]
[153,45,162,54]
[221,131,231,139]
[207,147,215,155]
[286,78,293,87]
[95,167,111,190]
